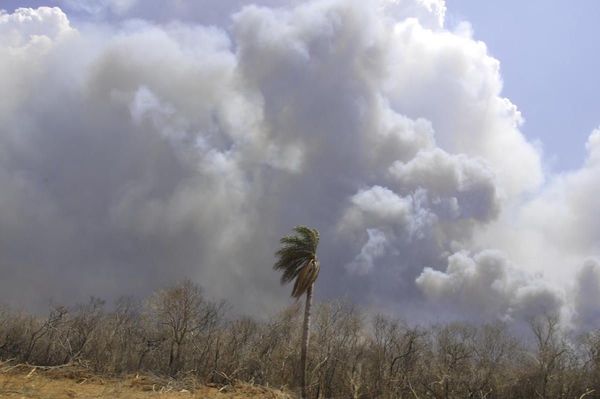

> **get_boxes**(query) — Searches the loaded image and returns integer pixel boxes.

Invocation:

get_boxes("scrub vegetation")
[1,283,600,398]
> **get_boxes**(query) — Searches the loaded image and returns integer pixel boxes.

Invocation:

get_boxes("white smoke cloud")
[382,0,446,29]
[0,7,72,44]
[416,250,564,322]
[0,1,596,329]
[470,126,600,327]
[382,18,543,198]
[339,186,435,238]
[389,148,499,221]
[346,228,389,275]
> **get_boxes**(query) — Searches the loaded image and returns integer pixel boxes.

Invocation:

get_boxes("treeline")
[1,280,600,398]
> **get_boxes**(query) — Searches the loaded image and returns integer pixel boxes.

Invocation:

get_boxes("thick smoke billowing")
[0,1,598,329]
[416,250,563,322]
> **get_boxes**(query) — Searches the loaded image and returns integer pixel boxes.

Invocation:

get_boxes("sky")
[0,0,599,331]
[446,0,600,172]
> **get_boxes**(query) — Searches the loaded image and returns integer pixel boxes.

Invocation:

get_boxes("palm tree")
[274,226,320,399]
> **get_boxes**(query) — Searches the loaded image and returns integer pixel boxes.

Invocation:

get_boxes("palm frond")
[273,226,320,298]
[294,226,319,252]
[291,259,320,298]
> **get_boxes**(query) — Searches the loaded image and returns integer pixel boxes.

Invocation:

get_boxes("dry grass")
[0,366,293,399]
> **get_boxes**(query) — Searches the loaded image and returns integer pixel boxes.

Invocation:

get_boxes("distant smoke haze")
[0,1,598,331]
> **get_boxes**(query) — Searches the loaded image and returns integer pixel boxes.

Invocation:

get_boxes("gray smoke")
[0,1,598,329]
[416,250,563,322]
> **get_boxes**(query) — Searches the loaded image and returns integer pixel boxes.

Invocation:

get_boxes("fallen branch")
[1,361,75,373]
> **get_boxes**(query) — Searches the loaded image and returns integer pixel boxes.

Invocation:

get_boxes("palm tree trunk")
[301,283,313,399]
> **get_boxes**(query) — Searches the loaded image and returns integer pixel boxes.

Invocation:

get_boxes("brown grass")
[0,367,293,399]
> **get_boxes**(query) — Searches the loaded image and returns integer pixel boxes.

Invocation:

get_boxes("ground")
[0,367,293,399]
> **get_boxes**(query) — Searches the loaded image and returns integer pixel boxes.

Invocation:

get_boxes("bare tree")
[23,306,67,363]
[61,297,105,364]
[529,314,568,399]
[147,280,221,375]
[5,284,600,399]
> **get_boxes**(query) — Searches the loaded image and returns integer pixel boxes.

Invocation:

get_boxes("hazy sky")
[1,0,599,330]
